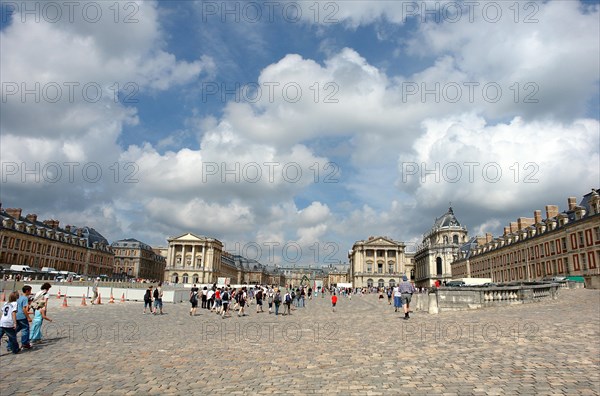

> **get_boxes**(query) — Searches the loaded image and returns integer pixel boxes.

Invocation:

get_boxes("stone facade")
[164,233,283,286]
[164,233,226,285]
[111,238,166,281]
[348,236,413,289]
[414,208,469,288]
[0,206,114,276]
[452,189,600,282]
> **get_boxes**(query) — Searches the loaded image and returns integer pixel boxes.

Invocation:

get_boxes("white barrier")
[28,284,188,303]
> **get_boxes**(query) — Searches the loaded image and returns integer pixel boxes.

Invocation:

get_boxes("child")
[1,292,20,354]
[30,301,52,343]
[331,293,338,312]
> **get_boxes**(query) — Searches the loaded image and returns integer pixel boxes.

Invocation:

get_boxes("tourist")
[267,288,274,314]
[387,288,393,305]
[153,282,164,315]
[190,284,199,316]
[237,287,248,317]
[331,293,338,312]
[299,288,306,308]
[30,282,51,313]
[143,285,153,314]
[214,287,222,314]
[273,289,282,315]
[255,287,264,313]
[1,292,20,354]
[29,301,52,343]
[201,286,208,309]
[399,275,416,320]
[206,287,215,311]
[393,284,402,312]
[308,287,312,300]
[91,277,100,304]
[221,288,231,318]
[14,285,33,350]
[283,290,292,315]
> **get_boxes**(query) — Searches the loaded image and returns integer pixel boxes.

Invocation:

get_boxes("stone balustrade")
[428,283,561,313]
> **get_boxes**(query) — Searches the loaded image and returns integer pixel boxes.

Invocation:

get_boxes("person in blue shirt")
[14,285,33,350]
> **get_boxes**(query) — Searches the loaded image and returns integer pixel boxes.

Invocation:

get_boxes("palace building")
[111,238,166,281]
[0,205,114,276]
[414,207,469,288]
[348,236,414,289]
[452,189,600,282]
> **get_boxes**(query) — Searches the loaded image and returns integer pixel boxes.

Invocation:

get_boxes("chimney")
[25,214,37,223]
[568,197,577,211]
[517,217,534,230]
[509,222,518,233]
[65,225,71,233]
[485,232,493,243]
[52,220,59,229]
[5,208,22,219]
[76,228,83,237]
[476,236,486,246]
[503,227,510,236]
[545,205,559,219]
[534,210,542,224]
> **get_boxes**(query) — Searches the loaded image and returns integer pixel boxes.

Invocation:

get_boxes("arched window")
[377,263,383,273]
[410,269,415,280]
[193,274,199,284]
[453,235,459,244]
[443,236,449,244]
[436,257,443,275]
[172,273,179,283]
[367,279,374,288]
[182,273,189,284]
[378,279,385,288]
[389,279,396,288]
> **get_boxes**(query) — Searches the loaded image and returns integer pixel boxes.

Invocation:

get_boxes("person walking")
[283,290,292,315]
[399,275,416,320]
[331,293,338,312]
[393,284,402,313]
[255,287,264,313]
[237,287,247,317]
[14,285,33,350]
[190,284,199,316]
[1,292,20,354]
[91,277,100,304]
[201,286,208,309]
[29,301,52,343]
[153,282,164,315]
[267,288,274,314]
[143,285,153,314]
[273,290,281,315]
[221,288,231,318]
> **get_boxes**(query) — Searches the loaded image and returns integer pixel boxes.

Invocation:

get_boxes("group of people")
[1,283,53,354]
[187,284,322,318]
[142,282,164,315]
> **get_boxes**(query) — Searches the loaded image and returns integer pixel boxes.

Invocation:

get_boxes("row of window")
[0,252,112,273]
[471,251,599,279]
[364,263,397,273]
[364,250,401,257]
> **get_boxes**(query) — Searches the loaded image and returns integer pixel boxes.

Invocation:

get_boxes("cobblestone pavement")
[1,289,599,396]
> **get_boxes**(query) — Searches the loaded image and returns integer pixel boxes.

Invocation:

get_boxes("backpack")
[153,288,159,299]
[285,294,291,303]
[274,294,281,303]
[222,291,229,302]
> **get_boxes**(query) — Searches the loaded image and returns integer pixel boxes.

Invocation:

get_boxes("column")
[191,245,196,269]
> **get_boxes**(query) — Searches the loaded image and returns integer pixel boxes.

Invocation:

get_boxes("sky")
[1,0,599,268]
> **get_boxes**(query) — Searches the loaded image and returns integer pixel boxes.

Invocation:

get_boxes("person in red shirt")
[331,294,338,312]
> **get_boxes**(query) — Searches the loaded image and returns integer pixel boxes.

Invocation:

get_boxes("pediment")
[363,236,398,247]
[169,233,215,242]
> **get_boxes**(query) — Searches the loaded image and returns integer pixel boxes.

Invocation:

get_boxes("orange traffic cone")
[57,289,61,299]
[62,295,68,308]
[0,291,5,302]
[109,293,115,304]
[96,293,102,305]
[81,294,87,306]
[120,293,125,303]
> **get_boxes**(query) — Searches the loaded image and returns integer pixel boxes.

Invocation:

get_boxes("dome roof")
[433,207,461,228]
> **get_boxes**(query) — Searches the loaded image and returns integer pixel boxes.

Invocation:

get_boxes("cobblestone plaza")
[1,289,599,395]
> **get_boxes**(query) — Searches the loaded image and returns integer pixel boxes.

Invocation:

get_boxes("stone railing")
[429,283,561,313]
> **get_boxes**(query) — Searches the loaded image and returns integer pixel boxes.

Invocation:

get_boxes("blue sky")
[1,0,599,266]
